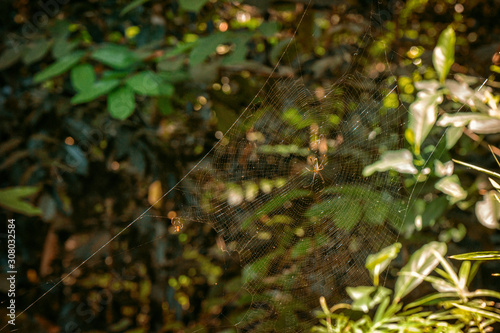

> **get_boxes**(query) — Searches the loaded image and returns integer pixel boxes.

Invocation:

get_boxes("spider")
[305,155,327,187]
[171,217,183,233]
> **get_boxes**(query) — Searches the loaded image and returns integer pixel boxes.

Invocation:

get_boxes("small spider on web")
[171,217,184,233]
[305,155,327,188]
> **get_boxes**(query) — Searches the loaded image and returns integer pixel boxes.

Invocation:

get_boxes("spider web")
[173,73,407,331]
[9,2,413,333]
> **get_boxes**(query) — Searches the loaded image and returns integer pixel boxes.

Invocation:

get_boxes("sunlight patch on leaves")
[363,149,417,176]
[0,186,42,216]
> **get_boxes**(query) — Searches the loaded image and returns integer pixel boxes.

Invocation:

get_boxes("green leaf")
[178,0,209,13]
[437,112,492,127]
[0,186,42,216]
[189,32,229,65]
[291,238,311,258]
[52,37,79,59]
[242,253,276,282]
[433,26,455,83]
[0,48,22,70]
[452,303,500,322]
[241,189,310,229]
[258,22,280,37]
[435,175,467,205]
[120,0,151,16]
[407,91,443,155]
[282,108,313,129]
[49,20,71,38]
[364,194,391,225]
[270,37,293,65]
[363,149,417,177]
[404,292,458,310]
[108,85,135,120]
[449,251,500,261]
[70,64,96,92]
[347,286,392,313]
[453,159,500,179]
[222,33,251,65]
[91,44,140,69]
[458,260,470,289]
[126,71,173,96]
[305,196,362,231]
[71,79,120,104]
[394,241,447,303]
[158,96,173,115]
[102,70,130,80]
[22,39,51,65]
[445,126,463,149]
[421,196,448,227]
[366,243,402,286]
[469,117,500,134]
[34,51,86,83]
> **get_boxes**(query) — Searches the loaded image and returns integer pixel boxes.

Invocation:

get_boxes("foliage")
[1,0,500,331]
[0,186,41,216]
[365,23,500,241]
[312,242,500,332]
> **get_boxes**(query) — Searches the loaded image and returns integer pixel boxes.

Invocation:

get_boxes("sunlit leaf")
[71,79,120,104]
[363,149,417,176]
[469,117,500,134]
[445,80,473,103]
[414,80,439,92]
[282,108,313,129]
[34,51,86,83]
[435,160,454,177]
[404,292,458,310]
[475,191,500,229]
[366,243,401,286]
[107,85,135,120]
[453,159,500,179]
[70,64,96,92]
[394,242,447,303]
[452,303,500,322]
[437,112,492,127]
[407,91,443,155]
[0,186,42,216]
[489,177,500,190]
[458,261,471,290]
[346,286,377,313]
[433,26,455,83]
[347,286,392,313]
[435,175,467,204]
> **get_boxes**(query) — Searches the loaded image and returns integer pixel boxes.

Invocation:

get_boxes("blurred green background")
[1,0,499,332]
